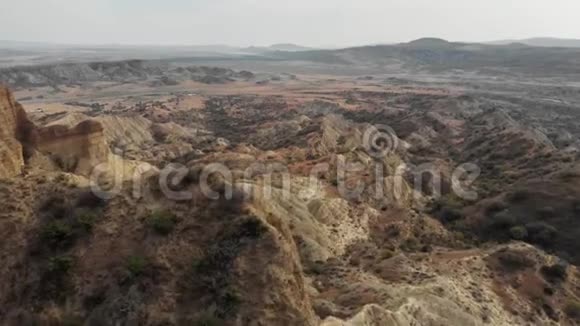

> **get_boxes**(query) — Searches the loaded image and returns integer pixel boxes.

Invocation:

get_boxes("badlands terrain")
[2,39,580,325]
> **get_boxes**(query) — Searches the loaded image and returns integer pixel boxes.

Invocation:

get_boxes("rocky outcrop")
[0,85,33,179]
[0,86,109,178]
[33,120,109,176]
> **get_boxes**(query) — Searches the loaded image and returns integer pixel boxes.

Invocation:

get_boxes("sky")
[1,0,579,47]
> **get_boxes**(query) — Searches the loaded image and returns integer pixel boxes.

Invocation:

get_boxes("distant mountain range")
[4,38,580,77]
[266,37,580,76]
[244,43,315,53]
[0,40,314,53]
[488,37,580,48]
[0,41,316,67]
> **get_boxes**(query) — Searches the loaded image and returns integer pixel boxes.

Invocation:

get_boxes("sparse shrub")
[572,200,580,213]
[477,179,501,197]
[526,222,558,245]
[191,256,205,274]
[76,212,98,232]
[41,221,74,247]
[496,249,535,271]
[537,206,555,219]
[543,302,558,321]
[40,195,68,218]
[219,289,241,316]
[453,231,466,242]
[48,255,74,274]
[380,249,395,260]
[485,201,507,216]
[76,190,106,208]
[435,194,465,210]
[506,190,531,203]
[307,261,325,275]
[490,211,517,229]
[440,208,463,223]
[60,314,84,326]
[509,225,528,240]
[147,210,177,235]
[126,255,148,279]
[433,195,466,223]
[420,244,433,253]
[193,307,222,326]
[541,262,568,282]
[562,155,574,163]
[401,237,421,252]
[386,225,401,237]
[40,255,76,301]
[236,217,266,239]
[188,216,263,319]
[565,300,580,319]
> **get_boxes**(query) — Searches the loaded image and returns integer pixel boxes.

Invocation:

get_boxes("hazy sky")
[1,0,579,47]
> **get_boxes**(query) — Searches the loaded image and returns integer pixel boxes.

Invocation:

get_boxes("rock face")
[0,85,33,178]
[0,85,109,177]
[33,120,109,176]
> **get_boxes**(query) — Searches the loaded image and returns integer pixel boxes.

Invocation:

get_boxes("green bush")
[537,206,555,219]
[485,201,507,216]
[440,208,463,222]
[60,314,84,326]
[147,210,177,235]
[380,249,395,260]
[435,194,465,210]
[126,255,148,278]
[237,218,266,239]
[42,256,75,301]
[219,289,241,316]
[496,249,535,271]
[40,195,68,218]
[490,211,517,229]
[48,255,74,274]
[506,190,531,203]
[433,195,466,223]
[41,221,75,247]
[509,226,528,240]
[526,222,558,245]
[76,212,98,232]
[307,261,325,275]
[76,190,106,208]
[453,231,466,242]
[565,300,580,319]
[541,263,568,282]
[401,237,421,252]
[572,200,580,213]
[193,308,222,326]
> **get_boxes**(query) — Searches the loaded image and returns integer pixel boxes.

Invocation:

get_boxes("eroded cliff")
[0,85,109,178]
[0,86,32,178]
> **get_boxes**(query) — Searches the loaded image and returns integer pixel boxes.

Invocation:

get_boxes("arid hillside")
[0,61,256,89]
[1,57,580,326]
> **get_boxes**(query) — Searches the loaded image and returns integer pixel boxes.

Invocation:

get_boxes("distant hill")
[402,37,458,49]
[489,37,580,48]
[268,43,314,52]
[242,43,314,54]
[269,38,580,76]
